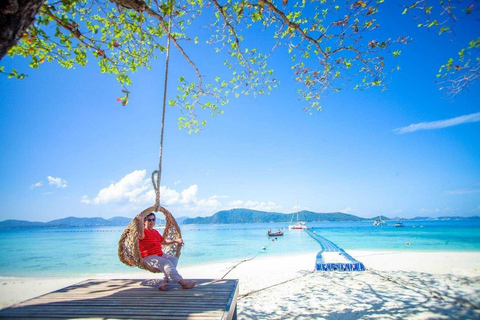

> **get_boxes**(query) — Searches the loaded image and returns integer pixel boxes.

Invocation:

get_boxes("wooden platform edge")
[1,278,241,320]
[0,278,89,312]
[223,279,239,320]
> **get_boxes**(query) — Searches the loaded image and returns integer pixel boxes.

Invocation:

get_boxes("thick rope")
[238,273,311,299]
[153,0,174,211]
[221,236,281,279]
[221,246,268,279]
[118,3,181,272]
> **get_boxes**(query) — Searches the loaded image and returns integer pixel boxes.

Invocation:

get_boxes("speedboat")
[394,223,404,227]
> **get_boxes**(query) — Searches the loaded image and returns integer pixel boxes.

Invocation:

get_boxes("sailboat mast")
[296,200,299,222]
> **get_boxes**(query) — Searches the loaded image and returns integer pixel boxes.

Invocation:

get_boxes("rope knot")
[151,170,160,211]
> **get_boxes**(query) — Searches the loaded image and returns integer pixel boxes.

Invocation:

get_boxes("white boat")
[373,207,386,226]
[289,206,308,230]
[289,221,308,230]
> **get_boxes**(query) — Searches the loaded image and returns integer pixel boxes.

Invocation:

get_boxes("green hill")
[0,216,132,228]
[183,209,368,224]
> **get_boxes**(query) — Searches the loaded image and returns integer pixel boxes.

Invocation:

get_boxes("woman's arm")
[162,238,184,246]
[136,214,145,240]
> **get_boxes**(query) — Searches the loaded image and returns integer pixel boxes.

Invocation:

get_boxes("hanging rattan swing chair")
[117,5,180,274]
[118,205,182,273]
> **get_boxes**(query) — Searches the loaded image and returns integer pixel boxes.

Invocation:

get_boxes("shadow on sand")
[238,269,480,319]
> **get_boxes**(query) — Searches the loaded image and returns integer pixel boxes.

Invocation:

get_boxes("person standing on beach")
[137,213,196,291]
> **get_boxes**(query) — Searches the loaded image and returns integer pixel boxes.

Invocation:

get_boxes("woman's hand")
[136,214,145,240]
[176,238,184,246]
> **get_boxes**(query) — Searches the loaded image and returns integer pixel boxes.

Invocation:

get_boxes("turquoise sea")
[0,220,479,277]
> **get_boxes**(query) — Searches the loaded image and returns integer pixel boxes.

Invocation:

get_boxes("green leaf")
[427,20,437,28]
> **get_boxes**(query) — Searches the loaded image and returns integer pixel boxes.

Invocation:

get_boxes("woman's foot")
[158,280,169,291]
[179,280,197,289]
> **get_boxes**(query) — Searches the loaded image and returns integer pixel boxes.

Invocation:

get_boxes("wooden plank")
[29,298,230,305]
[2,308,226,316]
[26,303,213,308]
[15,305,227,312]
[7,305,228,312]
[0,279,239,320]
[35,289,236,296]
[2,315,222,320]
[30,294,234,302]
[1,313,224,320]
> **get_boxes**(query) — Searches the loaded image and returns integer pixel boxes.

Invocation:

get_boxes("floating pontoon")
[305,229,365,272]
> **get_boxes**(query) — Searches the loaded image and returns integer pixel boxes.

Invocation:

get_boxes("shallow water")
[0,219,478,277]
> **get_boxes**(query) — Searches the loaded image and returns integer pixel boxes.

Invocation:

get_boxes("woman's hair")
[144,212,156,221]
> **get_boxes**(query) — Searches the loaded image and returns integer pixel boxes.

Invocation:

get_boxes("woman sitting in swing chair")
[137,212,197,291]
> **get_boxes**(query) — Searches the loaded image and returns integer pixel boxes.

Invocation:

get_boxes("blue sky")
[1,1,479,222]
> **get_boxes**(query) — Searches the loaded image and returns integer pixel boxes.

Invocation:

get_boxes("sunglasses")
[147,218,156,222]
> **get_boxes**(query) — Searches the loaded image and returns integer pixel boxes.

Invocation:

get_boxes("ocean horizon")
[1,219,479,278]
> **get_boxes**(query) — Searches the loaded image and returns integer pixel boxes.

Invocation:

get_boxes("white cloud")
[180,185,198,204]
[30,181,43,189]
[228,200,244,208]
[81,170,223,214]
[47,176,68,188]
[291,204,313,212]
[182,196,223,213]
[82,170,148,205]
[393,112,480,134]
[340,207,353,213]
[160,186,181,205]
[82,169,291,216]
[292,204,302,212]
[174,180,181,185]
[174,185,223,213]
[211,195,229,200]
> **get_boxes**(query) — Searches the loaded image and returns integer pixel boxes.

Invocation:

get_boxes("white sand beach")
[1,250,479,319]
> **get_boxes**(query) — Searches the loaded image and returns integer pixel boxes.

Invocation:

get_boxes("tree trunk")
[0,0,43,60]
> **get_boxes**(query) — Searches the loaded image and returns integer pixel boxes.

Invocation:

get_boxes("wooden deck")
[0,278,239,319]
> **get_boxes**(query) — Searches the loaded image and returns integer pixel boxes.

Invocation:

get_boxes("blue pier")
[305,229,365,271]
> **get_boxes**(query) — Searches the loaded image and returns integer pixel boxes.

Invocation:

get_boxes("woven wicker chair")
[118,206,182,273]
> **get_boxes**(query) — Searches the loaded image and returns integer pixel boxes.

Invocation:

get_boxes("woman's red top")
[138,228,164,258]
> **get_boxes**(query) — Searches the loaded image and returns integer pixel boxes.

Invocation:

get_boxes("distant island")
[0,216,190,229]
[182,209,369,224]
[182,209,480,224]
[0,209,478,228]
